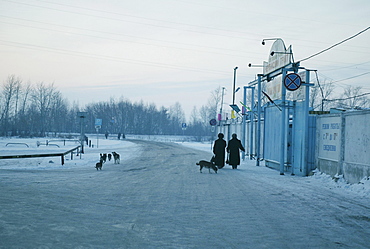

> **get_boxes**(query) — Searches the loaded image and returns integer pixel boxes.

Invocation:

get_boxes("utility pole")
[232,67,238,105]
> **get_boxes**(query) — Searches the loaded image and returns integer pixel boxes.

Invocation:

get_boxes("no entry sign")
[284,73,301,91]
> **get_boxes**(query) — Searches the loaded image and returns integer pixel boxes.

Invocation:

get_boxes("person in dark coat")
[213,133,227,169]
[227,133,245,169]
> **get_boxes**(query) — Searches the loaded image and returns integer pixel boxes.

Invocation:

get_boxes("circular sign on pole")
[209,119,217,126]
[284,73,301,91]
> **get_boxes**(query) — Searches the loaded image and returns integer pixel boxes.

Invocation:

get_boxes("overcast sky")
[1,0,369,118]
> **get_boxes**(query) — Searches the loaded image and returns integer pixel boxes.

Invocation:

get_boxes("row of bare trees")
[0,75,72,136]
[1,74,368,137]
[0,75,218,137]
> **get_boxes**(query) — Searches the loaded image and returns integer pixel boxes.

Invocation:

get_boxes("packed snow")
[1,136,370,248]
[2,136,368,198]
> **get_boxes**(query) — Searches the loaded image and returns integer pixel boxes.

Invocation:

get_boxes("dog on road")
[101,153,107,163]
[112,152,120,164]
[196,159,218,174]
[95,158,103,170]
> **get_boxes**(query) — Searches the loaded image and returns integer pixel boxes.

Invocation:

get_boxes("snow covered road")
[1,138,369,248]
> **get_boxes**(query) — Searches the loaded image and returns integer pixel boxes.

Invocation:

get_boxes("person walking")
[213,133,227,169]
[227,133,245,169]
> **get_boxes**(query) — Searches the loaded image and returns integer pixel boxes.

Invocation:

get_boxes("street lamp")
[261,38,281,45]
[248,63,263,68]
[77,112,88,154]
[219,87,226,122]
[232,66,238,105]
[270,51,295,63]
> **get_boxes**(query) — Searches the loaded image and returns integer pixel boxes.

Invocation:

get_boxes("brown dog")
[112,152,120,164]
[196,160,218,174]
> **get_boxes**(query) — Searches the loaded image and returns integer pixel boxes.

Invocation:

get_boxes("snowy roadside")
[178,141,370,199]
[0,137,142,171]
[0,137,369,199]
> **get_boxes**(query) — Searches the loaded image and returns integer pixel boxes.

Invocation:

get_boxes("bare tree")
[31,82,58,136]
[311,74,335,111]
[0,75,22,135]
[20,81,32,115]
[336,86,369,109]
[169,102,185,134]
[209,86,222,119]
[189,106,199,125]
[17,81,32,136]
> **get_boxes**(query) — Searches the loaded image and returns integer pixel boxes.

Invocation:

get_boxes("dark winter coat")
[227,137,245,166]
[213,138,227,168]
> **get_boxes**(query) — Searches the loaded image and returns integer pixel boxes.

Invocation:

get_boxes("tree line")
[0,75,218,138]
[1,74,368,138]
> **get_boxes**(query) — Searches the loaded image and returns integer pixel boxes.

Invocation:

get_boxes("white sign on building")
[317,116,341,161]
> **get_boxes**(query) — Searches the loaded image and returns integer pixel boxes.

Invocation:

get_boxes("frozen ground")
[0,136,369,248]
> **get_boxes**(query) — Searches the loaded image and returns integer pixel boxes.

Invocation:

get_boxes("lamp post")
[232,66,238,105]
[219,87,226,123]
[77,112,88,154]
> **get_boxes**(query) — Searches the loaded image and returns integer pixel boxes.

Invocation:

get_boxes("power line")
[0,19,258,60]
[324,92,370,102]
[2,0,251,40]
[299,26,370,62]
[321,60,370,72]
[0,15,251,53]
[32,0,259,38]
[331,71,370,84]
[0,39,235,76]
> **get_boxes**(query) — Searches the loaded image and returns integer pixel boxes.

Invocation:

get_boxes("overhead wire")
[299,26,370,62]
[331,71,370,84]
[32,0,261,38]
[2,0,252,40]
[0,15,265,59]
[320,60,370,72]
[324,92,370,102]
[0,39,237,76]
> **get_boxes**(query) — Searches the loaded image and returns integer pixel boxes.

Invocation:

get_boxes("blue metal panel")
[291,103,316,176]
[264,104,282,170]
[307,115,317,173]
[292,101,306,175]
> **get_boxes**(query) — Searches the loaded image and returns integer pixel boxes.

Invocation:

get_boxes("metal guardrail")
[5,143,29,147]
[0,146,81,165]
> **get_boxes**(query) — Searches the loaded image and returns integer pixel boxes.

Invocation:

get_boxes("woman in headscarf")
[227,133,245,169]
[213,133,227,169]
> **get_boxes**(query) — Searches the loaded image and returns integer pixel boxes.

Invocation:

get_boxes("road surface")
[1,139,369,248]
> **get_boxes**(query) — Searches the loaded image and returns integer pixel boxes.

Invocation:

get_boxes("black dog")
[196,159,218,174]
[101,153,107,163]
[95,158,103,170]
[112,152,120,164]
[108,153,112,161]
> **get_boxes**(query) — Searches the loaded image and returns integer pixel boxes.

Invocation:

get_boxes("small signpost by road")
[95,118,102,148]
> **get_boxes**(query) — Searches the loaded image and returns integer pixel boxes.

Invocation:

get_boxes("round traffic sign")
[209,119,217,126]
[284,73,301,91]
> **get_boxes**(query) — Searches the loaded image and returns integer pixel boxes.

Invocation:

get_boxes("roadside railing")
[0,146,81,165]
